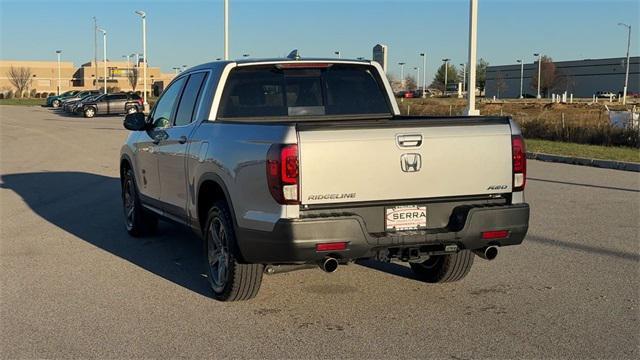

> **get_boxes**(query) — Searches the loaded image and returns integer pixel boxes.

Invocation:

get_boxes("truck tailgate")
[297,119,513,205]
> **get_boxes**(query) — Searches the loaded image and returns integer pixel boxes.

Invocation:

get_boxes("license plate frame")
[385,205,427,231]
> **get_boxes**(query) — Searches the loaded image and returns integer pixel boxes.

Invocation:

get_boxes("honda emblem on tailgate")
[400,153,421,172]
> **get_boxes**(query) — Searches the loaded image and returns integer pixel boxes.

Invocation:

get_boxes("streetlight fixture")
[356,57,364,60]
[55,50,62,95]
[334,51,341,59]
[242,54,250,58]
[182,65,188,72]
[534,52,542,99]
[516,59,524,99]
[97,28,107,94]
[173,67,180,74]
[618,22,631,105]
[135,10,148,111]
[460,63,466,93]
[442,58,450,95]
[398,62,406,90]
[420,53,427,97]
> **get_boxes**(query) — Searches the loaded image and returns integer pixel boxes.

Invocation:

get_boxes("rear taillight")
[266,144,299,205]
[482,230,510,240]
[137,99,143,105]
[511,135,526,191]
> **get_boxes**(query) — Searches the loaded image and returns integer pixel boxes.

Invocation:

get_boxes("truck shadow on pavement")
[1,171,212,297]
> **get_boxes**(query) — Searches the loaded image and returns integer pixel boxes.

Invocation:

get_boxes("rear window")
[218,64,390,119]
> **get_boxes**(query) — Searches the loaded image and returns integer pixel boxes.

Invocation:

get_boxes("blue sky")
[1,0,638,81]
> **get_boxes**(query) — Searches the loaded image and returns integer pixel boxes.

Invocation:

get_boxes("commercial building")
[485,56,639,98]
[0,59,175,96]
[372,44,388,73]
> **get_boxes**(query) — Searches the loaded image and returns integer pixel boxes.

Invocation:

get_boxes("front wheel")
[410,250,474,283]
[205,201,263,301]
[52,99,61,108]
[121,168,157,237]
[83,107,96,118]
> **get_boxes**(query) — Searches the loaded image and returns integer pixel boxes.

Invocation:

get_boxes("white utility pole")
[442,58,450,95]
[420,53,427,97]
[56,50,62,95]
[534,52,542,99]
[618,22,631,105]
[98,28,107,94]
[135,11,148,111]
[224,0,229,60]
[398,62,406,90]
[414,67,420,91]
[460,63,467,93]
[465,0,479,115]
[517,59,524,98]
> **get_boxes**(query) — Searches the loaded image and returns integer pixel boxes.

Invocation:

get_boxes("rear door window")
[218,64,390,120]
[174,72,208,126]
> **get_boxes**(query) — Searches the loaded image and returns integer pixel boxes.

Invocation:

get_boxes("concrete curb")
[527,152,640,172]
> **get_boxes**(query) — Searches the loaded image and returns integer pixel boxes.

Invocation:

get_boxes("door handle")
[178,136,187,144]
[397,134,422,147]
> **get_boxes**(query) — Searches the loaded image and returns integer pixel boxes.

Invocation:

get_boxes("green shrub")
[30,89,37,98]
[6,90,14,99]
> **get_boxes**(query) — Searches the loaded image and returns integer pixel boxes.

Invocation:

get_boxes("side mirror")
[123,112,148,131]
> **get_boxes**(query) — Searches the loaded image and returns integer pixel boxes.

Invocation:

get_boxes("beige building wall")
[0,59,175,96]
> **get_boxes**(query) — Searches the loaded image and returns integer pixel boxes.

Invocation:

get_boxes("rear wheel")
[126,106,138,114]
[52,99,60,108]
[410,250,474,283]
[121,168,157,237]
[204,201,263,301]
[84,107,96,118]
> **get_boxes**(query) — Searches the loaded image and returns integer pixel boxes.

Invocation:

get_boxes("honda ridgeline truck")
[120,57,530,301]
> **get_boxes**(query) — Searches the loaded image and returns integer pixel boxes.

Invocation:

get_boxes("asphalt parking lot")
[1,105,639,358]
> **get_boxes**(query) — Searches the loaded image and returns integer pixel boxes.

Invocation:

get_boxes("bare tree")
[531,55,559,97]
[495,71,508,99]
[127,68,139,91]
[7,66,32,98]
[404,75,417,91]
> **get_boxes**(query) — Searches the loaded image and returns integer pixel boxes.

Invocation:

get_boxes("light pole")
[334,51,341,59]
[414,67,420,91]
[618,22,631,105]
[224,0,229,60]
[534,52,542,99]
[55,50,62,95]
[465,0,479,115]
[516,59,524,99]
[420,53,427,97]
[398,62,406,90]
[135,10,148,111]
[182,65,188,72]
[173,67,180,74]
[460,63,466,93]
[98,28,107,94]
[93,17,98,89]
[442,58,450,95]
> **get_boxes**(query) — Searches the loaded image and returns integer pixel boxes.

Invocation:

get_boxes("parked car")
[46,90,80,108]
[79,93,142,118]
[596,91,617,99]
[61,90,101,112]
[120,58,530,301]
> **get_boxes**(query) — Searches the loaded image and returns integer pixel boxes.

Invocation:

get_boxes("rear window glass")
[218,64,390,119]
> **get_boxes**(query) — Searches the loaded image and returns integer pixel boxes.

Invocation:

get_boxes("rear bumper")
[237,203,529,264]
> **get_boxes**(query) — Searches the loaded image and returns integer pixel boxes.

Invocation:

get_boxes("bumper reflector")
[482,230,510,240]
[316,242,348,252]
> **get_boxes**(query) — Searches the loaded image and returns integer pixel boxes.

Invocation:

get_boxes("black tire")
[52,99,61,108]
[410,250,474,283]
[84,107,96,118]
[121,168,158,237]
[204,201,263,301]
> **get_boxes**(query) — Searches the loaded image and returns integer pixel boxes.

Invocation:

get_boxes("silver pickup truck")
[120,58,529,301]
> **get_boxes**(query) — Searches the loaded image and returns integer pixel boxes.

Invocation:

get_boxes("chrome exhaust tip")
[474,246,498,261]
[319,257,339,273]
